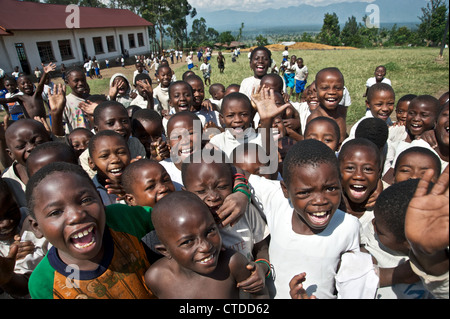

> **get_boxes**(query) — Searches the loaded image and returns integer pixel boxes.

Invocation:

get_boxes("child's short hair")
[184,74,203,85]
[92,101,127,126]
[156,64,171,75]
[168,80,193,99]
[374,178,431,243]
[88,130,127,158]
[338,138,381,168]
[181,148,233,185]
[121,158,159,194]
[221,92,252,114]
[305,116,341,142]
[315,67,344,83]
[86,94,107,104]
[410,95,440,114]
[131,108,162,129]
[250,46,272,61]
[261,74,284,93]
[26,162,95,218]
[68,127,94,140]
[65,66,84,78]
[209,83,225,96]
[282,139,339,187]
[394,146,442,175]
[135,73,152,84]
[182,70,196,81]
[26,141,78,176]
[0,177,12,196]
[366,83,395,102]
[397,94,417,106]
[166,111,201,133]
[355,117,389,150]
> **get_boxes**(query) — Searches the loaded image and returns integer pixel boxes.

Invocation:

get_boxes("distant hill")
[191,0,435,31]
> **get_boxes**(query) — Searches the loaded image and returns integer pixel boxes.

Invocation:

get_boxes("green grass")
[2,47,448,126]
[175,47,449,125]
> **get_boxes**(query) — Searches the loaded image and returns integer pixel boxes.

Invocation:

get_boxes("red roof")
[0,0,153,33]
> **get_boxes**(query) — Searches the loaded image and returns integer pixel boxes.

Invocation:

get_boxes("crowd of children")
[0,45,448,300]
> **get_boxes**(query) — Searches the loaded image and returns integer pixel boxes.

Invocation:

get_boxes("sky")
[189,0,375,12]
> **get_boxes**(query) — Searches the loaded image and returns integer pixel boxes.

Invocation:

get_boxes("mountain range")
[191,0,442,31]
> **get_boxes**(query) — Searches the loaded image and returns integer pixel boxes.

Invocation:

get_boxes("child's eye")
[48,209,63,217]
[81,196,94,205]
[206,226,218,237]
[326,186,339,192]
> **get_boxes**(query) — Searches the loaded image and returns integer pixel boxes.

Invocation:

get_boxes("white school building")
[0,0,153,75]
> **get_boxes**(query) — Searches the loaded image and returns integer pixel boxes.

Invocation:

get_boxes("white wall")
[0,26,150,75]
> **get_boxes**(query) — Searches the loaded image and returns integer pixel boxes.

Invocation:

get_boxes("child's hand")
[236,262,265,293]
[365,179,383,209]
[216,191,248,227]
[42,62,56,74]
[47,83,66,115]
[201,99,216,112]
[136,79,153,97]
[109,79,124,99]
[13,235,35,260]
[251,86,290,125]
[33,116,51,133]
[417,129,438,149]
[405,166,449,255]
[151,138,170,161]
[0,244,18,286]
[78,100,98,117]
[105,179,126,201]
[289,273,317,299]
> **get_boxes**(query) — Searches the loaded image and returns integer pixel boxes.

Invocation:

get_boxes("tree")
[418,0,449,46]
[237,22,245,42]
[255,35,268,47]
[341,16,363,47]
[218,31,235,46]
[317,13,341,46]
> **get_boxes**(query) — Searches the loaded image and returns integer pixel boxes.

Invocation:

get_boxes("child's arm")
[35,63,56,97]
[229,250,269,299]
[405,166,449,277]
[0,244,30,297]
[136,79,154,110]
[47,83,66,137]
[237,237,271,293]
[289,273,317,299]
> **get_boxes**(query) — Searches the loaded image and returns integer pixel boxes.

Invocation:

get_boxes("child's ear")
[280,180,290,199]
[124,193,136,206]
[88,156,97,171]
[154,244,171,259]
[5,148,14,161]
[28,215,44,239]
[365,99,371,109]
[93,126,99,134]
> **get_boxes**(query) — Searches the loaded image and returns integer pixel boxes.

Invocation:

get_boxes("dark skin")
[0,63,56,119]
[182,162,270,292]
[307,70,347,144]
[4,119,52,185]
[145,195,268,299]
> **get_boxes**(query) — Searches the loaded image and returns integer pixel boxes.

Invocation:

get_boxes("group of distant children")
[0,45,448,300]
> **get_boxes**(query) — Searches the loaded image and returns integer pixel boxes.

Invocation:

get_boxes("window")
[58,40,74,60]
[36,41,55,63]
[93,37,104,54]
[106,36,116,52]
[128,33,135,48]
[137,33,144,47]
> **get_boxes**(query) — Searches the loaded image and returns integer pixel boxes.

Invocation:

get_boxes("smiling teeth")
[110,168,122,173]
[312,212,327,217]
[352,185,365,189]
[199,255,213,263]
[71,226,94,239]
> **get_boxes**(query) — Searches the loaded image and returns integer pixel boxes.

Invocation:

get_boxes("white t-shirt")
[159,158,183,191]
[209,128,263,159]
[291,101,311,135]
[360,221,432,299]
[366,77,392,88]
[248,174,361,299]
[153,84,170,112]
[292,64,308,81]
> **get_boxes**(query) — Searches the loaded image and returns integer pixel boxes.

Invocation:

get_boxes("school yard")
[1,44,449,127]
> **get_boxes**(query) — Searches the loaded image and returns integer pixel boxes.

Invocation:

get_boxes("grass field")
[1,46,448,127]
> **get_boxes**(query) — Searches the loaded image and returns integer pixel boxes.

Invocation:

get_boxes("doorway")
[15,43,31,75]
[79,38,88,60]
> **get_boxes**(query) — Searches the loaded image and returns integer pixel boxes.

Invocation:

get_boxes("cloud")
[189,0,374,12]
